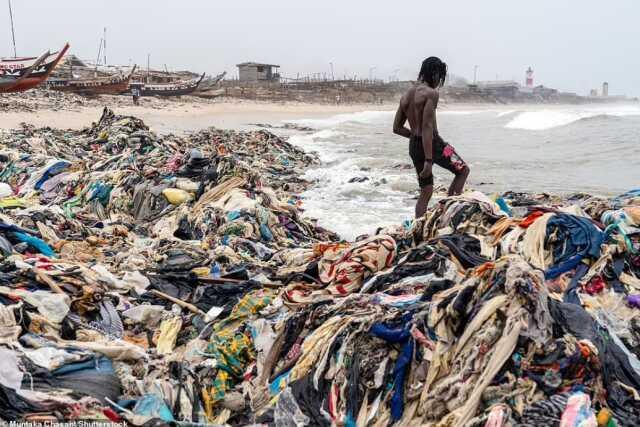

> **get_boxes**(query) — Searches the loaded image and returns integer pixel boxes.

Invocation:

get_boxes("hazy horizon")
[3,1,638,96]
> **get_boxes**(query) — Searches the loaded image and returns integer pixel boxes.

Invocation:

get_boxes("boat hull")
[48,65,136,96]
[50,79,131,95]
[0,44,69,93]
[134,72,205,97]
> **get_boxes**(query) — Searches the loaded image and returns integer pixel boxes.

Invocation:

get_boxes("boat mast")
[95,37,103,77]
[8,0,17,57]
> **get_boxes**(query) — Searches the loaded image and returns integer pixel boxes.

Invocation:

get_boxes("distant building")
[446,74,469,87]
[602,82,609,97]
[525,67,534,88]
[477,80,520,98]
[532,85,558,98]
[590,89,598,97]
[236,62,280,82]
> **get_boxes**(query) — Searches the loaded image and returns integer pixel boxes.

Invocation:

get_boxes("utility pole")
[369,66,376,81]
[147,53,150,83]
[8,0,17,57]
[329,62,335,80]
[473,65,478,84]
[103,27,107,66]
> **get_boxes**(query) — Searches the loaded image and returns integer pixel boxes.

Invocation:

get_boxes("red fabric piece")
[243,362,256,381]
[334,284,348,295]
[519,211,544,228]
[584,276,606,295]
[102,408,121,422]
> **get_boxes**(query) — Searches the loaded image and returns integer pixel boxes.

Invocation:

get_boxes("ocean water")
[284,104,640,239]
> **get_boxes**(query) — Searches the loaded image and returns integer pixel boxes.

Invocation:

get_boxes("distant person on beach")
[132,87,140,105]
[393,56,470,218]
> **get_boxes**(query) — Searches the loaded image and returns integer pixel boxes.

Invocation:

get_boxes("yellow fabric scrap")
[156,317,183,355]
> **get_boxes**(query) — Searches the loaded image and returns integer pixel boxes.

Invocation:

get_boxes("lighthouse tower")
[525,67,534,88]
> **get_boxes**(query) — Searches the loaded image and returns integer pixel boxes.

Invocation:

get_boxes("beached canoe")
[132,72,205,97]
[48,65,137,95]
[0,44,69,93]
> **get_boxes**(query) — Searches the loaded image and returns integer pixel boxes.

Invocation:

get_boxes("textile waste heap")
[0,108,640,427]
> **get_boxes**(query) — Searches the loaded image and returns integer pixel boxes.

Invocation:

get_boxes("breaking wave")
[437,109,497,115]
[301,129,346,140]
[288,107,510,129]
[300,157,414,239]
[287,120,415,239]
[288,130,351,163]
[505,106,640,130]
[286,110,394,128]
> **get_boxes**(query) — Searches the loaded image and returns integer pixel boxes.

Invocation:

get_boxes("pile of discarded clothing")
[0,88,212,113]
[1,108,640,427]
[0,88,118,113]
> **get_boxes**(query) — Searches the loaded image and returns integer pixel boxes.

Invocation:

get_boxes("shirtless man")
[393,57,470,218]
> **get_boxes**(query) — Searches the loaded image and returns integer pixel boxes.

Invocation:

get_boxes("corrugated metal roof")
[236,62,280,68]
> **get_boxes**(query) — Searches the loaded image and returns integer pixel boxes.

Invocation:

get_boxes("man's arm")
[433,95,439,136]
[393,102,412,138]
[421,96,436,160]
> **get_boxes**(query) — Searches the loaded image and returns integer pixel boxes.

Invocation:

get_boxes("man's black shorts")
[409,134,467,187]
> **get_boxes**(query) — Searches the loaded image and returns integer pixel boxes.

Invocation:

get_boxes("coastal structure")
[236,62,280,82]
[525,67,534,87]
[532,85,558,98]
[602,82,609,97]
[476,80,520,98]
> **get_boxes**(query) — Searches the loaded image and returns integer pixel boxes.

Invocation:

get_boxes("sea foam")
[505,105,640,130]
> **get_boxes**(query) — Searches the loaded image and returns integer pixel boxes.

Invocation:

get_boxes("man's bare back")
[396,85,439,138]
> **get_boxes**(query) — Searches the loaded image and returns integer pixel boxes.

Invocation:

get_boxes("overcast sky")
[4,1,638,96]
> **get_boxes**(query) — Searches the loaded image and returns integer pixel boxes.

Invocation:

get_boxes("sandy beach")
[0,97,398,133]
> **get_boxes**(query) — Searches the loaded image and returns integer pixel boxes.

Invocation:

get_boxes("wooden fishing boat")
[0,50,49,92]
[197,71,226,91]
[0,43,69,93]
[193,72,227,98]
[0,74,22,92]
[133,72,205,97]
[48,65,137,95]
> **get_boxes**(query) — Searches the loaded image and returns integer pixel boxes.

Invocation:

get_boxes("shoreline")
[3,90,638,133]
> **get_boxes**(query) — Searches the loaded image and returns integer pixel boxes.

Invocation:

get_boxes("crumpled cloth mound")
[1,109,640,427]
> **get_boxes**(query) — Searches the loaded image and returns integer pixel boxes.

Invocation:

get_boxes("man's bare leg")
[416,185,433,218]
[447,166,470,196]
